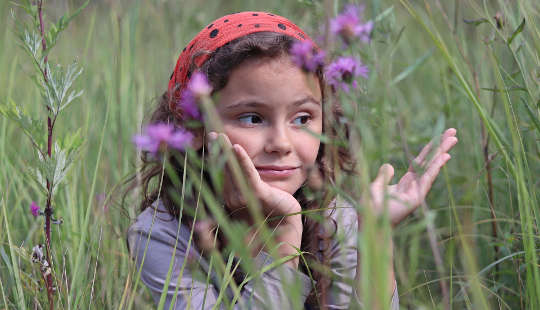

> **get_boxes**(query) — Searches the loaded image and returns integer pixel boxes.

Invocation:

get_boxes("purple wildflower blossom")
[179,91,200,119]
[189,72,212,96]
[325,56,369,93]
[290,40,326,72]
[330,4,373,45]
[177,72,212,120]
[133,123,193,154]
[168,127,194,150]
[30,201,40,217]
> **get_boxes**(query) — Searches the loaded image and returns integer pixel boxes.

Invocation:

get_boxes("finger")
[216,133,244,204]
[216,133,237,169]
[424,136,458,169]
[397,171,416,191]
[439,135,458,155]
[232,143,264,192]
[410,142,432,172]
[434,128,458,156]
[206,131,217,149]
[373,164,395,189]
[410,129,458,172]
[206,131,218,146]
[442,128,457,139]
[419,153,451,197]
[216,132,233,149]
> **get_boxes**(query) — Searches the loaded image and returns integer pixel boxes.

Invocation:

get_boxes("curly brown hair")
[125,31,354,309]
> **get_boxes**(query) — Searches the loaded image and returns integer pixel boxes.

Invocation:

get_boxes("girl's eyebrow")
[225,96,321,109]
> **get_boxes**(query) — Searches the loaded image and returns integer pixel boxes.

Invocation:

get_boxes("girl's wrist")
[245,216,303,269]
[274,217,303,269]
[227,204,302,228]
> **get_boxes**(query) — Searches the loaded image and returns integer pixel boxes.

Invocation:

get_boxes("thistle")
[290,40,326,72]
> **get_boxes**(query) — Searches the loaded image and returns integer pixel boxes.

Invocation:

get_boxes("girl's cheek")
[223,127,259,156]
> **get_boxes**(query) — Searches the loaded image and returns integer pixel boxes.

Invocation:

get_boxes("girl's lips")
[255,166,299,178]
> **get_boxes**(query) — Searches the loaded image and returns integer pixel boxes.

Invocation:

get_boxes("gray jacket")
[127,198,399,309]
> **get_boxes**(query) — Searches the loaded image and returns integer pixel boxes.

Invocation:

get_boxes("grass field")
[0,0,539,309]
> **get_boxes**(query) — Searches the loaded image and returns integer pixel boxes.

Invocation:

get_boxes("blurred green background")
[1,0,539,309]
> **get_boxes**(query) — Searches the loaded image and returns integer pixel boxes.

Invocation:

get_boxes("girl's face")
[215,54,323,194]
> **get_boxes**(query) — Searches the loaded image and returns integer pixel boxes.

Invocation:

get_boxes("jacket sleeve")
[325,198,400,309]
[127,211,312,310]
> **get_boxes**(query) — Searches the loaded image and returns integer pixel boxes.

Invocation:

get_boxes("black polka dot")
[170,72,174,80]
[182,47,186,52]
[187,71,192,79]
[209,29,219,38]
[268,13,274,16]
[207,23,213,29]
[298,33,305,39]
[277,23,286,30]
[189,44,194,50]
[254,24,260,28]
[237,24,242,27]
[252,13,259,16]
[224,19,229,22]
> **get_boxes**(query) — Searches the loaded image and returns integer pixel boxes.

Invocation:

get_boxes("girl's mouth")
[255,166,299,178]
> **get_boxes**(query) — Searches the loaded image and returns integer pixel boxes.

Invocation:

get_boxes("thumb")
[373,164,395,188]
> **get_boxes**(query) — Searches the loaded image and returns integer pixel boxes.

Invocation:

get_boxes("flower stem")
[37,0,55,309]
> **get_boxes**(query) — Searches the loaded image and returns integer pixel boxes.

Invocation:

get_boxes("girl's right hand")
[207,132,302,225]
[207,132,304,268]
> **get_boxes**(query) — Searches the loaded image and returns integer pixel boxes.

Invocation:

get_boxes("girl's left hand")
[207,132,302,222]
[369,128,458,226]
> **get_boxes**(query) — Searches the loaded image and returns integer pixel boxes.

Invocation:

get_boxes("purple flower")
[30,201,41,217]
[178,72,212,120]
[189,72,212,97]
[325,56,369,92]
[290,40,326,72]
[330,4,373,45]
[133,123,193,154]
[168,128,194,150]
[179,91,200,119]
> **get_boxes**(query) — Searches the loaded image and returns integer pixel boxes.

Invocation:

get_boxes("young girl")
[127,11,457,309]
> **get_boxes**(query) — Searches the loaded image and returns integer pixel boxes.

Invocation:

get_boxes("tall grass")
[0,0,538,309]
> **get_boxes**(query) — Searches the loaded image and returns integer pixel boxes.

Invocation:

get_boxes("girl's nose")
[263,125,292,155]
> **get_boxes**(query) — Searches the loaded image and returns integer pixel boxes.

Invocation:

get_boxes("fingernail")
[207,132,217,149]
[208,131,217,141]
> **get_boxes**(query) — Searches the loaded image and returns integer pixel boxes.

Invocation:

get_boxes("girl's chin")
[263,179,303,195]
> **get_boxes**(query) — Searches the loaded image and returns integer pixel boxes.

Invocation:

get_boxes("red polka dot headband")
[167,11,315,101]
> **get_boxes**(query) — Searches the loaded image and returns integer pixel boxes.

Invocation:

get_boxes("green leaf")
[374,6,394,23]
[59,128,84,155]
[0,99,46,151]
[391,49,433,85]
[463,18,489,26]
[480,86,528,93]
[508,18,525,45]
[44,0,90,57]
[50,137,83,194]
[10,0,33,16]
[522,98,540,134]
[17,30,43,69]
[40,62,83,115]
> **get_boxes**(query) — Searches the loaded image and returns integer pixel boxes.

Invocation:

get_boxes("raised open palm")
[370,128,458,226]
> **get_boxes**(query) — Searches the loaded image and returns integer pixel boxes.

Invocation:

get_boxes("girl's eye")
[238,114,263,125]
[293,114,311,125]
